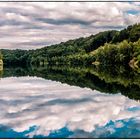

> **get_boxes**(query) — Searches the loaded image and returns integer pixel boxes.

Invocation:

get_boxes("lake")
[0,66,140,138]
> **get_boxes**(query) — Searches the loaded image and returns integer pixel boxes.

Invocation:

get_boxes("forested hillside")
[0,51,3,66]
[1,23,140,70]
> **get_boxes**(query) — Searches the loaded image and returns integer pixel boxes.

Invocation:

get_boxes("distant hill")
[1,23,140,69]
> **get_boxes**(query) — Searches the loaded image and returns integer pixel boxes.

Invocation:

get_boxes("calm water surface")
[0,66,140,138]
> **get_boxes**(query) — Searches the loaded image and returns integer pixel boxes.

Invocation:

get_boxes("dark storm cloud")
[97,25,125,30]
[15,41,52,47]
[0,19,29,27]
[35,17,92,26]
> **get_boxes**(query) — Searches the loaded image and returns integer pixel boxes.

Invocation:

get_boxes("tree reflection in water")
[2,65,140,101]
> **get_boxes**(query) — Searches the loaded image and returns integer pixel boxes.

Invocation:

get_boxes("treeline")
[29,23,140,67]
[1,23,140,68]
[1,49,30,66]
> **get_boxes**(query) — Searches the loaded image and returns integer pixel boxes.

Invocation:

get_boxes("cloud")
[35,17,91,26]
[0,2,139,49]
[69,118,140,138]
[0,76,140,138]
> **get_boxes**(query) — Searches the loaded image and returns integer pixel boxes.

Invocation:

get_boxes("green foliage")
[91,40,140,67]
[0,51,3,60]
[1,49,30,66]
[84,30,118,52]
[112,23,140,43]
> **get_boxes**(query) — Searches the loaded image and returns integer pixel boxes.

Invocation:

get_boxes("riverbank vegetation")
[91,39,140,71]
[0,51,3,71]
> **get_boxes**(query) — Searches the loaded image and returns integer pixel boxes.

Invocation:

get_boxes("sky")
[0,76,140,138]
[0,2,140,50]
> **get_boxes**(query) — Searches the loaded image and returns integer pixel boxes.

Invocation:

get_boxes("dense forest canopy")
[0,23,140,70]
[0,51,2,60]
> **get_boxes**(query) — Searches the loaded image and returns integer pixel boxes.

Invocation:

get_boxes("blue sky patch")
[127,10,140,15]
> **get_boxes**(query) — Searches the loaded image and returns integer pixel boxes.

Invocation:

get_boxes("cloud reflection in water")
[0,76,140,138]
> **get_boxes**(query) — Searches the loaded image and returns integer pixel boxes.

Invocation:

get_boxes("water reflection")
[0,76,140,138]
[3,65,140,100]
